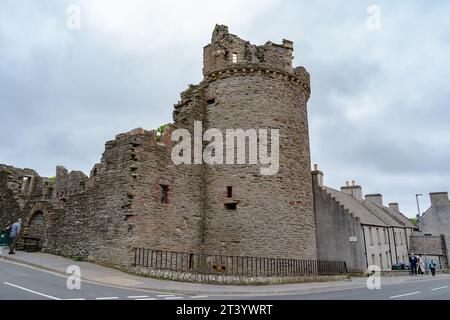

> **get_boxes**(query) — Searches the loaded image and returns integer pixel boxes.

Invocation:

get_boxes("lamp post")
[415,194,423,220]
[416,193,427,273]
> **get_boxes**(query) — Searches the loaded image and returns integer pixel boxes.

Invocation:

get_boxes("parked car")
[392,263,410,271]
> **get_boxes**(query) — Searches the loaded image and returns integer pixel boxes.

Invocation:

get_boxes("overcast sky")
[1,0,449,217]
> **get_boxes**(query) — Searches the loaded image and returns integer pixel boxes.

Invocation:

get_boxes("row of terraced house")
[312,165,449,272]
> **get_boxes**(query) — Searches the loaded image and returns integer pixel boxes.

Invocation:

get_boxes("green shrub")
[156,124,169,141]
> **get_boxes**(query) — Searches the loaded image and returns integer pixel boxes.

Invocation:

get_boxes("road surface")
[0,259,449,300]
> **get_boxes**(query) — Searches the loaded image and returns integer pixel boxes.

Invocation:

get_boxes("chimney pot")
[312,166,324,187]
[430,192,449,207]
[365,194,383,206]
[389,203,400,212]
[352,180,356,186]
[341,182,363,200]
[314,164,318,171]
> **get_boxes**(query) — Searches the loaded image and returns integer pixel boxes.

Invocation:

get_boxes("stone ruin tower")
[0,25,317,268]
[173,25,317,260]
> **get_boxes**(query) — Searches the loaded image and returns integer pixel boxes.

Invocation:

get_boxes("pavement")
[1,247,450,299]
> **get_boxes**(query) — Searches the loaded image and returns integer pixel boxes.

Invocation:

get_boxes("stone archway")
[25,203,49,251]
[28,211,45,238]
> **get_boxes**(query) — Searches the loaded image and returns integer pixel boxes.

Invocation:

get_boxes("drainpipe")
[392,227,398,264]
[362,226,369,270]
[387,227,394,267]
[404,228,409,253]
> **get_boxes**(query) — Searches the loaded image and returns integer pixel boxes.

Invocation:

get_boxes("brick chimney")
[365,194,383,206]
[341,180,363,200]
[311,164,324,187]
[430,192,449,207]
[389,203,400,212]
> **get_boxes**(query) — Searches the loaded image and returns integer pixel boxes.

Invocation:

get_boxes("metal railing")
[133,248,347,277]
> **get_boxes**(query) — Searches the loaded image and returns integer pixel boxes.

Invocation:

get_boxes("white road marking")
[96,297,119,300]
[390,292,421,299]
[128,295,149,299]
[157,294,175,297]
[64,298,86,300]
[191,296,208,299]
[431,286,448,291]
[164,297,184,300]
[4,282,60,300]
[0,259,165,296]
[136,298,157,300]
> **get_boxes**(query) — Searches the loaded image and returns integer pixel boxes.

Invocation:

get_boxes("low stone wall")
[130,266,348,285]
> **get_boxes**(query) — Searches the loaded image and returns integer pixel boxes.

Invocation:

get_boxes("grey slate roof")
[323,186,388,227]
[363,201,404,228]
[323,186,416,229]
[379,203,417,229]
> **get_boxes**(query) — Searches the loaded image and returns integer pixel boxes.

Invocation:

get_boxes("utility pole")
[416,193,427,272]
[415,194,423,220]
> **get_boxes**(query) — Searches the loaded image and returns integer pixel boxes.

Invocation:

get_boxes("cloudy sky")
[1,0,449,217]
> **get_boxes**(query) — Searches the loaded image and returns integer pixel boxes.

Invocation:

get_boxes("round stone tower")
[198,25,316,260]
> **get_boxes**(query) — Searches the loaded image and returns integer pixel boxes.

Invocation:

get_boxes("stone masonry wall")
[409,235,445,256]
[312,177,365,272]
[125,127,204,255]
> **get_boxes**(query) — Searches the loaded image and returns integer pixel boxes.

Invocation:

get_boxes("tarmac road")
[0,259,201,300]
[1,259,449,300]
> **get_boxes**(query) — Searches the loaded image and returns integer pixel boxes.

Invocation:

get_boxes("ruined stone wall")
[203,25,296,76]
[121,127,204,255]
[44,130,147,267]
[0,165,54,231]
[0,167,23,229]
[54,166,88,198]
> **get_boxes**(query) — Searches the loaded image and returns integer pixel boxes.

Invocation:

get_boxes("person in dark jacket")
[409,253,418,276]
[428,259,437,277]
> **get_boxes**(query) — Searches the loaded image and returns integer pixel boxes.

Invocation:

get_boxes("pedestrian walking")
[409,253,418,276]
[428,259,437,277]
[417,255,425,275]
[9,218,22,254]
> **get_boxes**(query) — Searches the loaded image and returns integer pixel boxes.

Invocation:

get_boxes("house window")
[376,228,381,245]
[386,252,390,268]
[371,254,375,265]
[227,186,233,198]
[232,53,238,63]
[379,254,383,269]
[384,229,388,244]
[160,185,169,204]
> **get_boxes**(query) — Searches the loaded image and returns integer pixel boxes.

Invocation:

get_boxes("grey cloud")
[1,0,449,217]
